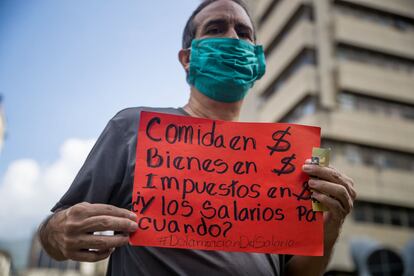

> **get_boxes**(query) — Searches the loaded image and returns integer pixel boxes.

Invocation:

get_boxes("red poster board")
[130,111,323,256]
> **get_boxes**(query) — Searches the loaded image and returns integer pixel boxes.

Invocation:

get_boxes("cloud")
[0,138,95,239]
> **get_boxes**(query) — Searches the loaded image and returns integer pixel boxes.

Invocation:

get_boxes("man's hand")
[302,159,357,246]
[39,202,138,262]
[285,161,357,276]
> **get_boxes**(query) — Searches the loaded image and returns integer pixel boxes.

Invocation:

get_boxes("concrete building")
[0,250,11,276]
[243,0,414,275]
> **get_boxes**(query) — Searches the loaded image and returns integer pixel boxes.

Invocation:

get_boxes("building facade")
[243,0,414,275]
[0,250,11,276]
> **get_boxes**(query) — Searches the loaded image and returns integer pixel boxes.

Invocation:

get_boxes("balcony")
[332,156,414,207]
[298,110,414,154]
[334,12,414,59]
[339,0,414,19]
[257,0,309,50]
[254,20,315,97]
[257,65,317,122]
[252,0,274,21]
[337,60,414,104]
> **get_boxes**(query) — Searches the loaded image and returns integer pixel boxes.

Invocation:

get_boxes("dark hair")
[182,0,256,49]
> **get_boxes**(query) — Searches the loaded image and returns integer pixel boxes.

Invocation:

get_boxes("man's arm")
[39,202,138,262]
[284,218,340,276]
[285,161,357,276]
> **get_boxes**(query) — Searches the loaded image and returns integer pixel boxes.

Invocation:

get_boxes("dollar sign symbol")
[272,154,296,176]
[267,127,291,156]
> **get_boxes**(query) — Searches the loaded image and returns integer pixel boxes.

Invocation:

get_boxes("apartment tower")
[243,0,414,275]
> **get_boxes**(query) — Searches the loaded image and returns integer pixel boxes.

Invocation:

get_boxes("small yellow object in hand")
[311,147,331,212]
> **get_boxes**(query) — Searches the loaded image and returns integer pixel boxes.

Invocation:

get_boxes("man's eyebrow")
[201,18,228,30]
[201,18,253,34]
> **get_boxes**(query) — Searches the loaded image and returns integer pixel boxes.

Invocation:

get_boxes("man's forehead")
[194,1,253,29]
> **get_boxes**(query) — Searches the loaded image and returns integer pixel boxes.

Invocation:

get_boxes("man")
[39,0,357,275]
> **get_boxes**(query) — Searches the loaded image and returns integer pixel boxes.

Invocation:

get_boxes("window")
[353,201,414,229]
[343,144,363,165]
[258,0,281,27]
[409,212,414,228]
[390,206,403,227]
[335,0,414,34]
[353,203,368,221]
[279,96,317,123]
[372,205,385,224]
[261,49,316,101]
[322,140,414,172]
[265,5,314,57]
[338,92,414,122]
[337,44,414,74]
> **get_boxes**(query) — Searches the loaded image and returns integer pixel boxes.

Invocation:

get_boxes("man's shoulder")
[109,106,184,131]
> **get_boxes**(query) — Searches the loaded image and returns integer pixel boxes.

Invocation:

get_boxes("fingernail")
[130,222,138,230]
[308,180,315,187]
[305,159,312,163]
[302,165,312,172]
[129,213,137,221]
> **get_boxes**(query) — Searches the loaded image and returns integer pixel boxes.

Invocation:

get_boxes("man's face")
[193,0,255,43]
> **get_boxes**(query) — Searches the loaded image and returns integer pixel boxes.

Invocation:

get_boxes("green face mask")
[187,37,266,103]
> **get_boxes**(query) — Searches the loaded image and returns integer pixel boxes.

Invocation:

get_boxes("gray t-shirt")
[52,107,281,276]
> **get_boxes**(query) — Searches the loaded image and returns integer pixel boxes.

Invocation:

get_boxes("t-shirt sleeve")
[51,116,129,212]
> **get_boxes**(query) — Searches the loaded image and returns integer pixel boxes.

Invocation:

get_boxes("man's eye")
[206,28,221,34]
[238,32,251,39]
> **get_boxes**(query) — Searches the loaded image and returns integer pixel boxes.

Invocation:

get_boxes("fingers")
[308,179,353,213]
[65,248,114,262]
[303,160,357,222]
[87,203,137,220]
[57,202,138,262]
[304,158,312,164]
[66,233,130,251]
[78,215,138,233]
[68,202,137,221]
[302,164,357,200]
[64,204,138,236]
[312,191,346,223]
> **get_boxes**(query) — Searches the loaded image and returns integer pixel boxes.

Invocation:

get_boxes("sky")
[0,0,200,240]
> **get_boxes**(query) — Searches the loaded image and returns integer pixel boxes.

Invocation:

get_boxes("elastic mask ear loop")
[183,46,191,76]
[184,47,192,84]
